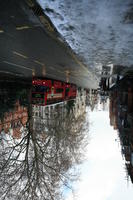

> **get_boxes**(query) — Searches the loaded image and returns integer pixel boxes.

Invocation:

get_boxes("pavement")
[0,0,99,89]
[38,0,133,68]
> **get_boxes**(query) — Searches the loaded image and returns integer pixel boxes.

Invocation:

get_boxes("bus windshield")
[32,93,44,99]
[32,93,45,105]
[32,85,49,93]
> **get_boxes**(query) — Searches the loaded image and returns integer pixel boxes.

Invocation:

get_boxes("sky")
[65,106,133,200]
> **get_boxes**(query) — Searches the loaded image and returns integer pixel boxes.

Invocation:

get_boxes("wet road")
[0,0,98,89]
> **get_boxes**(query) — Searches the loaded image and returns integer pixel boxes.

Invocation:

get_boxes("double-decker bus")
[31,79,77,106]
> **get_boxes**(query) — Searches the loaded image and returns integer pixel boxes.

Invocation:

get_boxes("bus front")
[31,81,49,106]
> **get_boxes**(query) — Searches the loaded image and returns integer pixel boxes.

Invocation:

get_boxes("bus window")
[56,88,64,93]
[32,85,49,93]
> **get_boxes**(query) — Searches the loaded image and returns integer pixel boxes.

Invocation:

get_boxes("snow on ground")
[37,0,133,71]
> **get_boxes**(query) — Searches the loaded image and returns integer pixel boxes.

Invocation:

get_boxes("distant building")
[109,75,133,183]
[0,100,28,139]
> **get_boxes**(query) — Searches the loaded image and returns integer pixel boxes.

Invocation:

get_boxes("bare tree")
[0,101,89,200]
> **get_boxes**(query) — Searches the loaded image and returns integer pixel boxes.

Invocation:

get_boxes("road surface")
[0,0,98,89]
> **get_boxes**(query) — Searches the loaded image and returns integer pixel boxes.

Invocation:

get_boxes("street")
[0,0,98,89]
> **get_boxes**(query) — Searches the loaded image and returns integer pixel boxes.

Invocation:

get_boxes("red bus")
[31,79,77,106]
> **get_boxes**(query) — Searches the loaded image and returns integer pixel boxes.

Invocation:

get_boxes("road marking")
[0,70,23,77]
[0,29,4,33]
[42,67,46,76]
[16,26,31,30]
[13,51,28,59]
[34,60,46,76]
[48,66,56,71]
[34,60,45,66]
[32,69,36,76]
[3,61,32,71]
